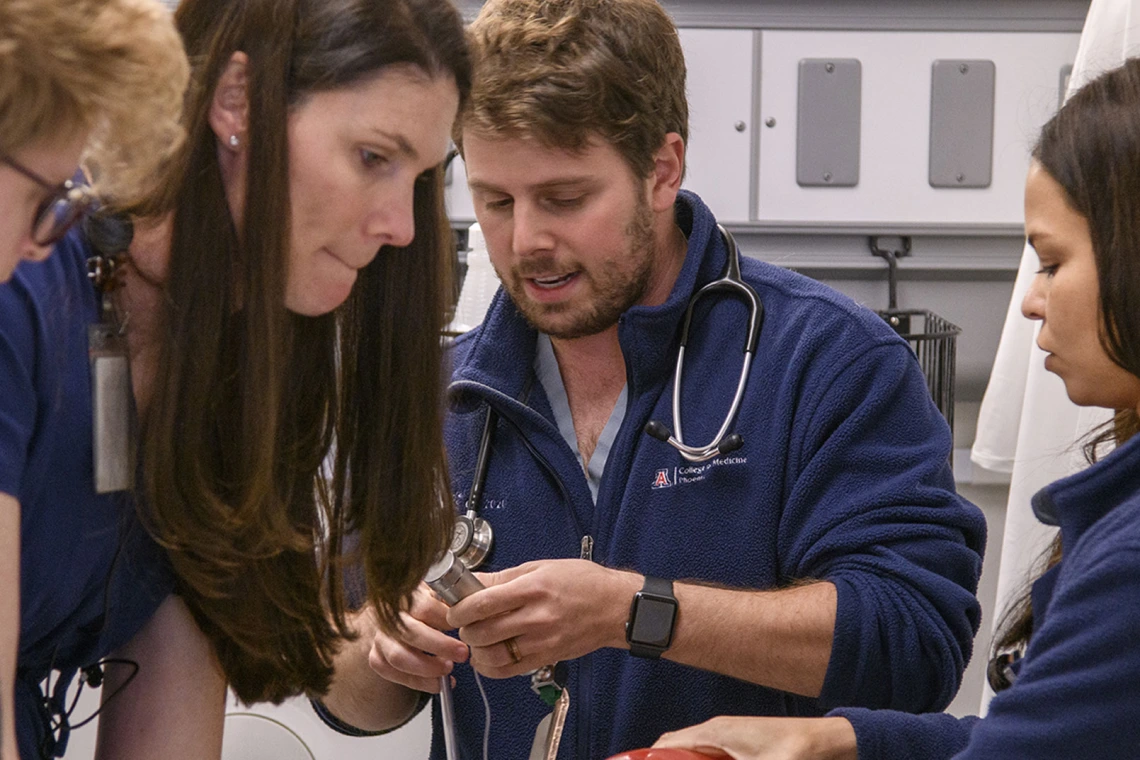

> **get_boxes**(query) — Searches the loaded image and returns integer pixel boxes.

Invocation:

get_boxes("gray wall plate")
[796,58,862,187]
[929,60,996,188]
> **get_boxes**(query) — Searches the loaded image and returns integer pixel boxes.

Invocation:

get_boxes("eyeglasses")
[1,154,96,246]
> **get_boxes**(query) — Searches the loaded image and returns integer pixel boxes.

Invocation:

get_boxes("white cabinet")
[443,28,758,225]
[755,30,1080,229]
[447,27,1080,232]
[678,28,756,223]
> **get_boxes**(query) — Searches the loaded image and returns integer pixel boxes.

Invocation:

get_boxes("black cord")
[38,657,141,757]
[69,658,140,730]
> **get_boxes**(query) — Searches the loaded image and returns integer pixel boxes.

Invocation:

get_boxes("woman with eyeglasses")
[1,0,471,757]
[0,0,186,282]
[0,1,187,757]
[643,57,1140,760]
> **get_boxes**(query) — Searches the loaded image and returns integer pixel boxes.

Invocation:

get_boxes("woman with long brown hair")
[1,0,470,757]
[646,56,1140,760]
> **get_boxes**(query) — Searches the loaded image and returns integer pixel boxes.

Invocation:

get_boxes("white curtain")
[971,0,1140,713]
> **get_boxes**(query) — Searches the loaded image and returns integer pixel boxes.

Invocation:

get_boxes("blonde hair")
[460,0,689,180]
[0,0,188,205]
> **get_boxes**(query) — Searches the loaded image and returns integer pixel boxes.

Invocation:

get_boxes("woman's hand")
[367,583,469,693]
[652,716,859,760]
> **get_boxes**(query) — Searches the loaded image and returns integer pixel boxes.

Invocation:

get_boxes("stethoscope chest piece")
[451,511,493,570]
[452,404,499,570]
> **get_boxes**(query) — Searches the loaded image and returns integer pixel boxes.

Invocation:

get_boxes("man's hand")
[368,584,471,693]
[447,559,641,678]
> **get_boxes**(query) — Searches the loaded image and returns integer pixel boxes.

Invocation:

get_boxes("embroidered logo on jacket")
[649,457,749,490]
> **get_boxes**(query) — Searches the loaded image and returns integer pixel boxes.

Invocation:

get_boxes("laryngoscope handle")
[425,550,486,604]
[424,550,484,760]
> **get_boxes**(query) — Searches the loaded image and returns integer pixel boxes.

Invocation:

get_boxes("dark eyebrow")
[532,177,595,191]
[369,129,419,162]
[467,177,597,195]
[466,180,502,195]
[1025,230,1053,252]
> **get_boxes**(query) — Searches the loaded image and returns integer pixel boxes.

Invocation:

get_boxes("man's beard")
[502,195,657,340]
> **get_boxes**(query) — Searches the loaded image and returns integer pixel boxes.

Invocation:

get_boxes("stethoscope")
[644,225,764,462]
[451,224,764,569]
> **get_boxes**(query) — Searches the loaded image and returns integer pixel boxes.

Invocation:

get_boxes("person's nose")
[510,201,552,258]
[1021,272,1046,322]
[365,183,416,250]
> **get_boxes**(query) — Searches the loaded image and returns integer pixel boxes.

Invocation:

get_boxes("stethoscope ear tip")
[644,420,672,442]
[719,434,744,455]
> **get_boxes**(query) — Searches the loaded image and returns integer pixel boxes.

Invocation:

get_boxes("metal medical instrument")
[426,549,486,606]
[644,225,764,462]
[450,408,497,570]
[425,551,486,760]
[429,548,573,760]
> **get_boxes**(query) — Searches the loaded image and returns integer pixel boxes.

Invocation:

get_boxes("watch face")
[631,597,677,647]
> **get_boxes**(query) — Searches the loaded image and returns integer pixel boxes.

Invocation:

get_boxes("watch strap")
[640,575,672,598]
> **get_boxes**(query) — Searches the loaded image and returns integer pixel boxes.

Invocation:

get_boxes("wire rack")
[871,237,962,435]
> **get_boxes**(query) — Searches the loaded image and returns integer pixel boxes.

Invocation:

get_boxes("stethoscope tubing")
[652,225,763,463]
[667,349,755,463]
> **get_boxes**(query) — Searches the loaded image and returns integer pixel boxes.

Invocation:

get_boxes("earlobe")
[649,133,685,213]
[208,51,251,150]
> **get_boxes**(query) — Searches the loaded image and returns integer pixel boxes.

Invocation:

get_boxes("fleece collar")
[1032,428,1140,546]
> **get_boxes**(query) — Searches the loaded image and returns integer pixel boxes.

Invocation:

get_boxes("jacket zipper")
[576,534,594,759]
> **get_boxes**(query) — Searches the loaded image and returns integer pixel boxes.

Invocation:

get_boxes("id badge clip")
[87,254,133,494]
[528,662,569,760]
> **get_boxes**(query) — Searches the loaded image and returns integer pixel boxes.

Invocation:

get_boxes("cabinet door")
[755,30,1079,230]
[679,28,756,223]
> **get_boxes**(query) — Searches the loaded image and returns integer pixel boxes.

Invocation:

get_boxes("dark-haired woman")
[1,0,470,757]
[649,56,1140,760]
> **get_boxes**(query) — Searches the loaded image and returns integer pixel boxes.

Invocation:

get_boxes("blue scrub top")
[534,333,627,503]
[0,228,173,757]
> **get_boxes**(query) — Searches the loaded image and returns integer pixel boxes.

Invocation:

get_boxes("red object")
[605,750,720,760]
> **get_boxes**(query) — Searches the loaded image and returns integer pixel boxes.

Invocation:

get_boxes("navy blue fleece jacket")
[434,191,985,760]
[834,429,1140,759]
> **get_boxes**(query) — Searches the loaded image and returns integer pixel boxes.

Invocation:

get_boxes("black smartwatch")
[625,576,679,659]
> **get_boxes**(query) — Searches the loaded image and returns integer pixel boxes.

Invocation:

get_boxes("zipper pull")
[580,535,594,562]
